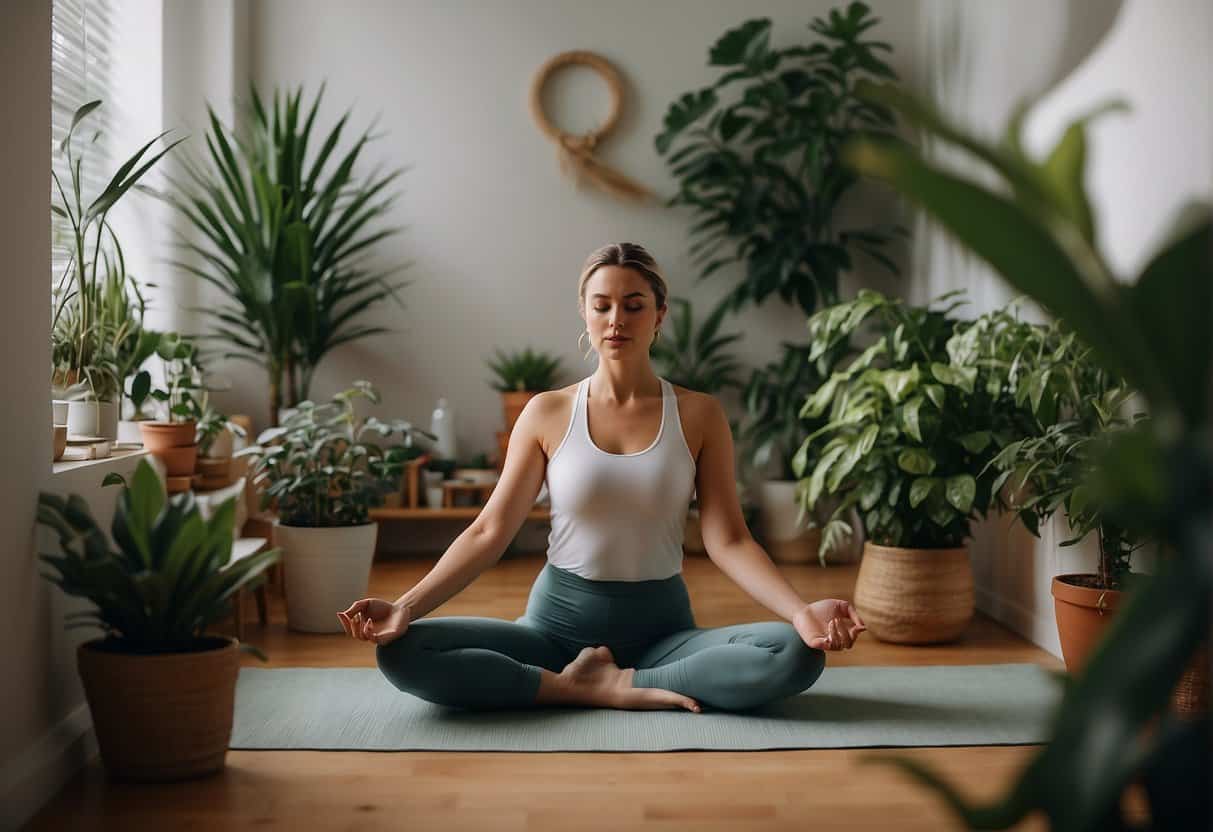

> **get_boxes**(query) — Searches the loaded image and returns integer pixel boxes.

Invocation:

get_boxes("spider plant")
[150,82,413,426]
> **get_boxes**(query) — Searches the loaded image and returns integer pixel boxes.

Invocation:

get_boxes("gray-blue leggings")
[376,561,826,712]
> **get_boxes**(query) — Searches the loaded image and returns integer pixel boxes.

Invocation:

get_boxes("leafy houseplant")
[249,381,435,632]
[486,346,563,434]
[37,458,280,780]
[153,83,412,427]
[843,80,1211,830]
[649,296,745,395]
[655,1,903,319]
[51,99,183,438]
[139,333,205,490]
[796,290,1047,640]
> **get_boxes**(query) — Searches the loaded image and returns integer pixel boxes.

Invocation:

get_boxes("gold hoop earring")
[578,329,594,362]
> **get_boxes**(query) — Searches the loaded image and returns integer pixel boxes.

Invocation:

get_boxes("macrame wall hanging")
[529,50,653,202]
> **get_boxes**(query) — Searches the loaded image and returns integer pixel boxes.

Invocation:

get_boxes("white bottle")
[431,396,457,461]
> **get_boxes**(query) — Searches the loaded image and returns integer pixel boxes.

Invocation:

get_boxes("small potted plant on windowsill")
[138,333,202,492]
[37,458,280,782]
[249,381,434,632]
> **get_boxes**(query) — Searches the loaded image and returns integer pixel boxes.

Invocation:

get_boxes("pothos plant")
[794,289,1037,556]
[250,381,437,527]
[979,311,1149,592]
[655,1,904,318]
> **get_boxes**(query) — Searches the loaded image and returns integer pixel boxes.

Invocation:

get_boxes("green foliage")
[650,296,745,394]
[797,289,1036,551]
[843,82,1212,832]
[484,346,563,392]
[150,83,412,425]
[250,381,436,527]
[655,2,904,317]
[978,310,1147,590]
[51,100,183,404]
[37,458,279,658]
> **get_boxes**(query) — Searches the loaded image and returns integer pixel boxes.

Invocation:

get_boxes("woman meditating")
[337,242,866,713]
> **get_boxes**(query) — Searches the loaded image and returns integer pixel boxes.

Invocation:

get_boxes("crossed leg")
[627,621,827,712]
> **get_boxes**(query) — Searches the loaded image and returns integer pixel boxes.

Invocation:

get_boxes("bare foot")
[557,646,701,713]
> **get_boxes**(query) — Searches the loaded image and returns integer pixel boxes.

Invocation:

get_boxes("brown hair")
[577,242,669,311]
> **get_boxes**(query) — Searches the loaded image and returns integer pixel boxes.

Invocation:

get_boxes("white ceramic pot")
[425,486,445,508]
[66,399,119,440]
[116,419,145,446]
[52,400,69,426]
[274,522,379,633]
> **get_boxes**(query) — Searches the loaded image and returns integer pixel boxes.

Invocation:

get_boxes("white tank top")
[544,375,697,581]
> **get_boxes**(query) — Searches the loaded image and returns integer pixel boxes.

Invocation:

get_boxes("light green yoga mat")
[229,663,1065,752]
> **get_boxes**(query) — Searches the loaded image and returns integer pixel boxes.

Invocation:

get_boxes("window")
[50,0,115,294]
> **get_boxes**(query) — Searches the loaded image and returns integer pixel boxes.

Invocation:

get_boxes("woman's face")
[581,265,664,357]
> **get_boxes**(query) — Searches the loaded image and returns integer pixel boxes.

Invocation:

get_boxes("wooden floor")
[29,552,1147,831]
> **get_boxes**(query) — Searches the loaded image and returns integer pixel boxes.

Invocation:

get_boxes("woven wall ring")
[529,50,653,202]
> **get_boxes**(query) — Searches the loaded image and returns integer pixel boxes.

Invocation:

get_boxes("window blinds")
[50,0,115,295]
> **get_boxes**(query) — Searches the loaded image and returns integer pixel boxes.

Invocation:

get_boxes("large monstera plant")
[842,83,1211,830]
[655,1,904,318]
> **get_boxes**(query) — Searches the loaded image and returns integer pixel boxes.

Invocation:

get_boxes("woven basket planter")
[853,542,975,644]
[77,635,240,782]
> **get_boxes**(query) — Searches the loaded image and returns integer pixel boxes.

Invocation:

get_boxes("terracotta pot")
[138,420,197,452]
[1052,574,1210,715]
[196,457,232,479]
[853,542,975,644]
[1050,574,1125,674]
[166,475,193,494]
[76,635,240,782]
[501,390,538,433]
[155,443,198,477]
[52,424,67,461]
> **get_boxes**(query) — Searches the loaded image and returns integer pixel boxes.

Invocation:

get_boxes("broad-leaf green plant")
[37,458,279,658]
[655,1,904,318]
[842,81,1211,832]
[250,381,436,527]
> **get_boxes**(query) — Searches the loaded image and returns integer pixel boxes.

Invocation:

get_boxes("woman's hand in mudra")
[337,598,411,646]
[793,599,866,651]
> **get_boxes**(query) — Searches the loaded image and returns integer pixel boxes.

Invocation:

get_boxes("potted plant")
[485,346,563,433]
[50,100,182,439]
[797,289,1037,641]
[194,405,248,489]
[980,314,1151,673]
[36,458,280,781]
[654,1,904,319]
[737,337,859,565]
[249,381,433,632]
[151,83,412,427]
[840,80,1211,827]
[138,332,203,492]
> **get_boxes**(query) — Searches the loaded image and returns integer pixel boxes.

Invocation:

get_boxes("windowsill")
[51,446,149,477]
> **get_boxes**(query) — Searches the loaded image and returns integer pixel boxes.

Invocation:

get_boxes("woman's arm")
[393,396,549,622]
[693,395,811,622]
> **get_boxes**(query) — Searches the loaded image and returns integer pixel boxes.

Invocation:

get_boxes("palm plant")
[842,80,1211,831]
[485,347,563,392]
[152,83,412,426]
[649,296,744,394]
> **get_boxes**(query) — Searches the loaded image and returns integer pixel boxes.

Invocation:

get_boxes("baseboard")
[974,582,1063,661]
[0,703,96,831]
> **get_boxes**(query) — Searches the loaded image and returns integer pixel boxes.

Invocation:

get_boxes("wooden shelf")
[370,506,551,521]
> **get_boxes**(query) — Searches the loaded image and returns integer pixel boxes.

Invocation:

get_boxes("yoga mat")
[229,663,1065,751]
